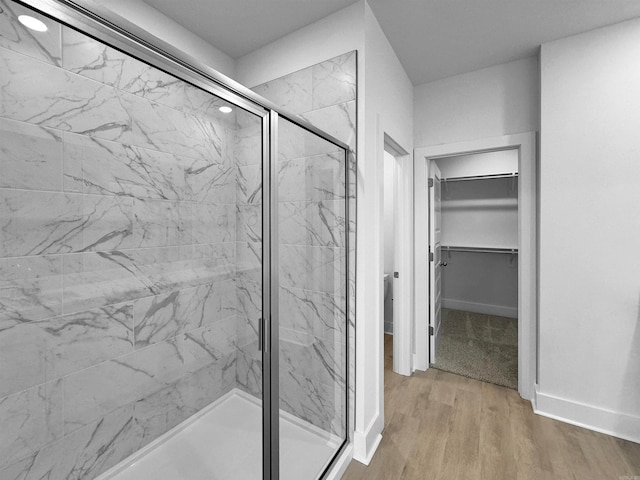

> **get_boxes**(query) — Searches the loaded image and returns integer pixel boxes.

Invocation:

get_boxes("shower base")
[97,389,341,480]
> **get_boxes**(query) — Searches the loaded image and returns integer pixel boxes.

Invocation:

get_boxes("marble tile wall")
[0,2,251,478]
[246,52,357,438]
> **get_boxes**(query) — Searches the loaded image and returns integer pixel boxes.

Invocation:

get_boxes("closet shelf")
[441,245,518,254]
[442,172,518,183]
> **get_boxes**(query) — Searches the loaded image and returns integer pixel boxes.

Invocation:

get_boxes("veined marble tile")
[62,338,185,431]
[82,194,135,252]
[253,68,312,114]
[233,122,263,166]
[236,241,262,283]
[0,117,63,191]
[280,245,346,295]
[133,198,185,248]
[280,335,345,390]
[0,404,141,480]
[236,342,262,398]
[0,1,61,66]
[278,152,346,203]
[63,132,188,200]
[133,282,221,348]
[279,200,346,247]
[312,51,356,110]
[299,100,356,152]
[135,351,235,448]
[236,164,263,205]
[236,204,262,243]
[0,380,63,469]
[0,48,134,143]
[62,249,172,314]
[279,286,346,341]
[0,254,62,329]
[0,189,84,257]
[236,279,262,325]
[185,158,235,204]
[219,278,237,319]
[181,317,237,372]
[41,303,134,379]
[0,321,46,398]
[187,203,235,245]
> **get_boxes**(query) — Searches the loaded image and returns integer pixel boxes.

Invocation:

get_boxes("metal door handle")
[258,317,263,351]
[439,261,448,267]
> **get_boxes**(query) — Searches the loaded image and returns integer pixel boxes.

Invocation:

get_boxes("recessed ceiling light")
[219,106,233,114]
[18,15,48,32]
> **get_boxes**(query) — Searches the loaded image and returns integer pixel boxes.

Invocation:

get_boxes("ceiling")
[142,0,640,85]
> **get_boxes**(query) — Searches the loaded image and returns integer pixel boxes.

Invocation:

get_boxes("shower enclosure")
[0,1,350,479]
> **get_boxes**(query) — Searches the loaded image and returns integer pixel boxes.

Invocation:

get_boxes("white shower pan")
[96,390,341,480]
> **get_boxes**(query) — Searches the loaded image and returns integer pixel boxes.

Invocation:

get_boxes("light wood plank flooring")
[342,334,640,480]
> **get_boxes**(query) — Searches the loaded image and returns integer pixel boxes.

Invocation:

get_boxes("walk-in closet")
[431,150,519,389]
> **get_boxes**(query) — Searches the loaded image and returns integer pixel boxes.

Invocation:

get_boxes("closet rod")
[442,245,518,254]
[442,172,518,183]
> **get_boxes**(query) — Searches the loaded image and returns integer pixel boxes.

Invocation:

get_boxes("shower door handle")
[258,317,270,353]
[258,317,263,351]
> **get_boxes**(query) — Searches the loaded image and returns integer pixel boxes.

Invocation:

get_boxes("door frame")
[414,132,537,400]
[383,135,413,377]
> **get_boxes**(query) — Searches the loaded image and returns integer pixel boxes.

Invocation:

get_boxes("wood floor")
[342,334,640,480]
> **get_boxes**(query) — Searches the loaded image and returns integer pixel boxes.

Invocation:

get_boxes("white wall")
[357,1,414,461]
[100,0,236,78]
[537,18,640,442]
[235,2,365,88]
[414,56,539,147]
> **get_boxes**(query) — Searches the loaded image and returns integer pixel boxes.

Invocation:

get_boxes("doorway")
[414,133,537,400]
[428,151,519,389]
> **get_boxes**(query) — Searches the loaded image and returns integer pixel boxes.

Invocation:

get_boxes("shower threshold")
[96,389,341,480]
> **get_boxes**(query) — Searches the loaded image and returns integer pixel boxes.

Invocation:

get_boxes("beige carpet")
[432,308,518,389]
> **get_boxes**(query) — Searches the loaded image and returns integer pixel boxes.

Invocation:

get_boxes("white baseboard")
[442,298,517,318]
[534,388,640,444]
[352,416,383,465]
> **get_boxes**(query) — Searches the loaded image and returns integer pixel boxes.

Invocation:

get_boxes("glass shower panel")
[277,118,348,480]
[0,3,264,479]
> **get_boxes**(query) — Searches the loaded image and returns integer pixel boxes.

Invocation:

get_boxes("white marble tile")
[299,100,356,152]
[133,283,221,348]
[0,404,141,480]
[253,68,312,114]
[0,255,63,329]
[63,132,189,200]
[0,380,63,469]
[185,158,235,204]
[279,286,346,341]
[279,200,346,247]
[41,303,134,379]
[0,1,61,66]
[278,152,346,202]
[236,279,262,324]
[133,199,185,248]
[0,189,84,257]
[0,48,134,143]
[312,51,357,109]
[0,321,46,398]
[0,117,63,191]
[62,338,185,431]
[82,195,135,252]
[187,203,235,245]
[236,241,262,283]
[233,122,263,166]
[280,245,346,295]
[236,204,262,243]
[236,164,263,205]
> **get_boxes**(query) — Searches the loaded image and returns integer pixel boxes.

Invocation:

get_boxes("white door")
[429,161,442,364]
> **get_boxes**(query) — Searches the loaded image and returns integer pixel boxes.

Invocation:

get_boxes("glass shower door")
[275,117,349,479]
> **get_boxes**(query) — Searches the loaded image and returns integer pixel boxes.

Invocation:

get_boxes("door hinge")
[428,178,434,188]
[429,251,434,262]
[429,326,434,336]
[394,271,399,278]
